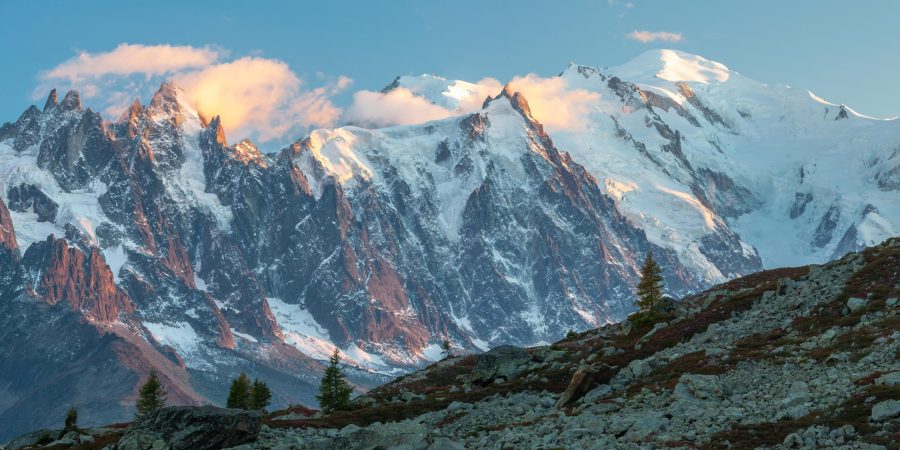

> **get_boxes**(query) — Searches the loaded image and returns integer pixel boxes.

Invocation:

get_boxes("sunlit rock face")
[0,49,896,440]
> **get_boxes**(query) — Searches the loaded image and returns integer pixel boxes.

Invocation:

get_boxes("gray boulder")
[472,346,531,382]
[781,381,811,420]
[875,371,900,387]
[846,297,867,313]
[871,399,900,422]
[116,406,262,450]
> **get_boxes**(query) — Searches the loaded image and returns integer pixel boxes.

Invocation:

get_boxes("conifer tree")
[227,373,252,409]
[250,379,272,411]
[317,349,353,413]
[440,339,452,359]
[63,407,78,433]
[135,371,167,417]
[636,251,665,312]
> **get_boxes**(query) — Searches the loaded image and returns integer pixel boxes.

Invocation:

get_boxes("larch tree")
[135,370,167,417]
[227,373,252,409]
[636,251,665,312]
[317,349,354,413]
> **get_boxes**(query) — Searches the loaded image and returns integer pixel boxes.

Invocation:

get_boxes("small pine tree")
[440,339,452,359]
[227,373,252,409]
[636,251,665,312]
[249,379,272,411]
[63,407,78,433]
[135,370,167,417]
[316,349,353,413]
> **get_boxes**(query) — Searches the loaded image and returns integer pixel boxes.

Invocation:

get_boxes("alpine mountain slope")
[0,49,896,438]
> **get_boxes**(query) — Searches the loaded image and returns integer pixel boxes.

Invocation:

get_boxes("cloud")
[42,43,222,82]
[35,44,350,143]
[343,88,456,128]
[342,75,597,132]
[506,75,600,132]
[342,77,502,128]
[626,30,684,43]
[174,57,349,141]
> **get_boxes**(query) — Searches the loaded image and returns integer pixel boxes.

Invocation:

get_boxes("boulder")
[780,381,811,420]
[670,374,723,420]
[870,399,900,422]
[674,374,722,402]
[846,297,866,313]
[627,356,657,379]
[556,364,614,408]
[581,384,612,404]
[472,346,531,382]
[875,371,900,387]
[625,411,669,441]
[116,406,262,450]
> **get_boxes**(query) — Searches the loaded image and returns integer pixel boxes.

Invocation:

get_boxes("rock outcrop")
[116,406,262,450]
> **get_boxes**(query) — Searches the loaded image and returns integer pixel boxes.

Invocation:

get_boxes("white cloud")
[343,88,456,128]
[342,74,598,132]
[626,30,684,43]
[36,44,350,143]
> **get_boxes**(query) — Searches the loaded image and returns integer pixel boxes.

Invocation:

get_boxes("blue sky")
[1,0,897,143]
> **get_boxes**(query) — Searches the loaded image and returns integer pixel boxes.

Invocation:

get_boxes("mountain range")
[0,49,896,440]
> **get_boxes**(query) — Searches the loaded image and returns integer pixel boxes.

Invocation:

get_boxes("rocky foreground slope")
[8,237,898,449]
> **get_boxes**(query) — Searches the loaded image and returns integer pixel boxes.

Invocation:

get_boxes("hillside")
[8,237,898,449]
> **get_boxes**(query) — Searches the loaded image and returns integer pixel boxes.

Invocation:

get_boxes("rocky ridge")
[8,237,897,449]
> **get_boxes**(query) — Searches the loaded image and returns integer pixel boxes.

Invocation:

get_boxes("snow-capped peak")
[611,49,732,85]
[147,81,202,126]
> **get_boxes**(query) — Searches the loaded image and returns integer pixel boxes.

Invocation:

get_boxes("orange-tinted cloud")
[36,44,351,142]
[626,30,684,43]
[174,57,349,141]
[506,75,600,131]
[42,43,222,81]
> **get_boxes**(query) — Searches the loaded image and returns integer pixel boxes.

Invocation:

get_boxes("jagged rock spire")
[43,89,59,111]
[60,90,82,112]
